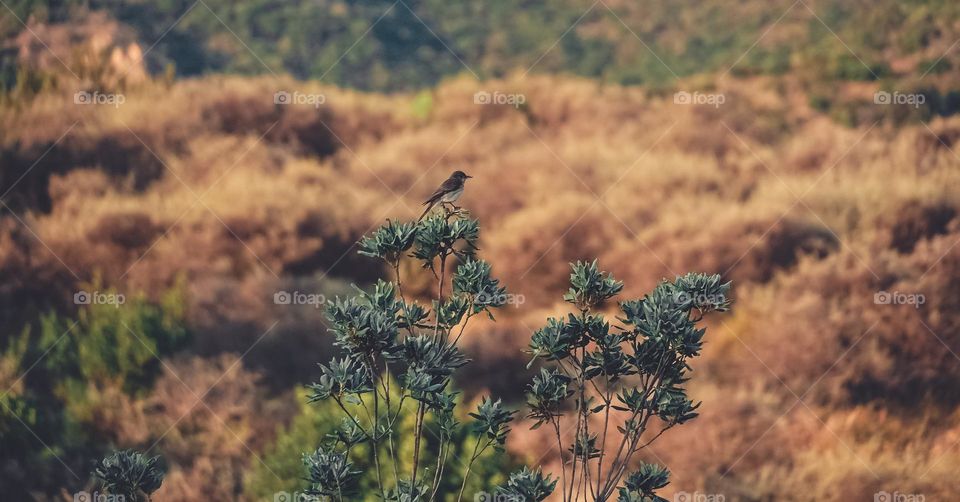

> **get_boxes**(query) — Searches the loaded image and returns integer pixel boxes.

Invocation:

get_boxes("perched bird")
[418,170,472,220]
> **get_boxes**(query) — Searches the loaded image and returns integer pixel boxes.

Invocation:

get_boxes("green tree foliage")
[301,207,518,501]
[0,285,187,499]
[510,261,731,501]
[4,0,952,91]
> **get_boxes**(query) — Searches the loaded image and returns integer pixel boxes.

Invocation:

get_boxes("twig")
[553,416,568,502]
[595,375,612,496]
[413,249,448,496]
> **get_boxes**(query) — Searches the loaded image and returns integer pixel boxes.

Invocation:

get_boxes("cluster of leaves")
[306,211,515,501]
[617,463,671,502]
[497,467,558,502]
[303,448,361,499]
[93,449,165,501]
[510,261,731,501]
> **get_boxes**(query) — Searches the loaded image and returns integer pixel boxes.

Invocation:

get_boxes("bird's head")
[452,170,472,181]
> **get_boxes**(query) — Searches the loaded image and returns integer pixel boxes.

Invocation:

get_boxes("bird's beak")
[465,175,473,179]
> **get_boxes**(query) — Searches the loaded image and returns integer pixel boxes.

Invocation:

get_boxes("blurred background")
[2,0,960,500]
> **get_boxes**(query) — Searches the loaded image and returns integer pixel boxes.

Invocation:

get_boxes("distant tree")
[302,206,516,500]
[506,262,731,501]
[0,285,188,499]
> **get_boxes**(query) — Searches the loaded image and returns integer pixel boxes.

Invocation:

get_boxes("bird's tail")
[417,202,434,222]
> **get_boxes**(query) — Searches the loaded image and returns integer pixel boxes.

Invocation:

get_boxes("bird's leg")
[439,202,468,220]
[452,206,469,219]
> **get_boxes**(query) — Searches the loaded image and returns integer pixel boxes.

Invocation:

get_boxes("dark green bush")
[509,261,731,501]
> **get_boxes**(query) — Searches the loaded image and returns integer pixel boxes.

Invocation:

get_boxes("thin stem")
[596,375,612,496]
[585,457,596,501]
[389,395,408,427]
[635,422,675,450]
[414,249,448,496]
[393,260,418,338]
[451,311,474,346]
[457,436,494,502]
[567,350,585,502]
[371,373,385,499]
[456,436,484,502]
[560,356,582,502]
[603,370,656,490]
[393,261,407,303]
[410,403,426,494]
[433,251,448,339]
[334,467,344,502]
[430,428,448,500]
[382,366,401,488]
[575,345,590,501]
[599,355,673,499]
[568,421,578,502]
[355,393,384,495]
[553,417,568,502]
[386,422,401,490]
[332,396,370,440]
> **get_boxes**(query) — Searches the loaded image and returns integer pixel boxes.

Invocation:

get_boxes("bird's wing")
[422,177,461,205]
[423,188,445,205]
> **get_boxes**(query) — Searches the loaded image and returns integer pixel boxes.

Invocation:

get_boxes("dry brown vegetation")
[3,72,960,500]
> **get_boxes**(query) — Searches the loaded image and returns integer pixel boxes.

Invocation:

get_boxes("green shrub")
[301,208,517,500]
[507,261,731,501]
[298,204,732,501]
[0,284,187,498]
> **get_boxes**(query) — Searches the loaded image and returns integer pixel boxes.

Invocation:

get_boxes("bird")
[418,170,472,221]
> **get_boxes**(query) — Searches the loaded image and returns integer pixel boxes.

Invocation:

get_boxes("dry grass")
[3,72,960,499]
